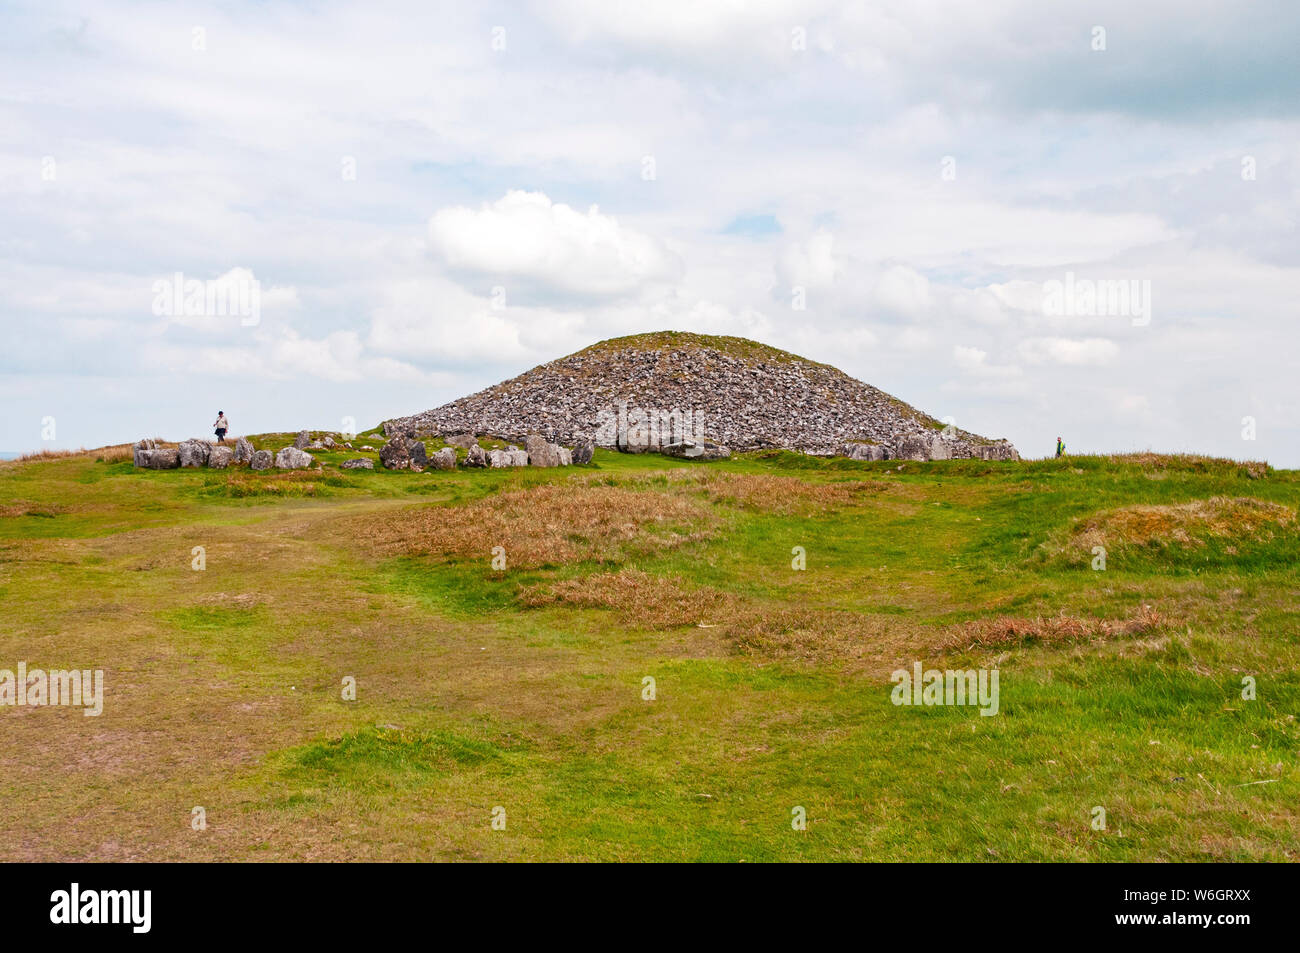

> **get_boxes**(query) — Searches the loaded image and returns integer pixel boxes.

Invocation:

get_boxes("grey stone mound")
[382,333,1017,459]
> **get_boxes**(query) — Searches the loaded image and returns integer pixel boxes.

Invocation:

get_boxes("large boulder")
[524,434,563,467]
[928,435,952,461]
[340,458,374,470]
[894,435,934,462]
[429,447,457,470]
[379,436,411,470]
[977,440,1020,461]
[321,436,336,449]
[445,433,479,450]
[487,448,527,468]
[249,450,273,470]
[293,431,311,449]
[137,448,179,469]
[178,439,211,468]
[208,446,234,469]
[132,438,158,466]
[233,436,254,464]
[275,446,313,469]
[407,438,429,468]
[571,435,594,465]
[662,440,730,461]
[843,442,885,461]
[463,444,488,468]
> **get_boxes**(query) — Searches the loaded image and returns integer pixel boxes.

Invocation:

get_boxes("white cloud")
[427,191,680,299]
[1017,337,1120,366]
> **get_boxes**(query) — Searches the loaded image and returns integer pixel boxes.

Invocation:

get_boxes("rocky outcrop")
[463,444,488,468]
[429,447,457,470]
[178,439,211,468]
[407,438,429,469]
[379,436,411,470]
[275,447,313,469]
[321,436,336,449]
[340,458,374,470]
[249,450,273,470]
[382,331,1018,459]
[234,437,254,464]
[294,431,310,449]
[208,446,233,468]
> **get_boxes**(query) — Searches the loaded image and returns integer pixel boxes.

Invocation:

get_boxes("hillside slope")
[384,331,1017,457]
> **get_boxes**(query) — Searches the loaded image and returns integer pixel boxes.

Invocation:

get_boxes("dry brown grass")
[518,567,912,666]
[0,501,66,518]
[1103,452,1269,478]
[363,483,715,568]
[1068,496,1295,552]
[518,568,733,627]
[940,604,1165,651]
[580,469,894,515]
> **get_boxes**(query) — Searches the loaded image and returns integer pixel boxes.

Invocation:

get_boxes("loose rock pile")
[382,331,1019,461]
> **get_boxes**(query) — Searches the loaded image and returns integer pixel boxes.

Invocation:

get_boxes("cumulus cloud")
[427,191,681,299]
[1017,337,1120,366]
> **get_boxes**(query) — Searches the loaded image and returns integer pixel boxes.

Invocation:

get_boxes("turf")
[0,446,1295,860]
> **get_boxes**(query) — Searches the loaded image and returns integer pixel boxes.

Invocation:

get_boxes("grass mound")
[1066,496,1294,553]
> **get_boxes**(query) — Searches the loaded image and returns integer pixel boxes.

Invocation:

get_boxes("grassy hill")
[0,442,1296,860]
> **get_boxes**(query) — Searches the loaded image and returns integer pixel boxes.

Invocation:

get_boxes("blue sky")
[2,0,1298,464]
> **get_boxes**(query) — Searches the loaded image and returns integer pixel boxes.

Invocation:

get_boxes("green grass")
[0,445,1295,860]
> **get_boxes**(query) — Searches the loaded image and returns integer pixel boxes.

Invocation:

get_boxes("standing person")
[1055,436,1065,458]
[213,411,230,444]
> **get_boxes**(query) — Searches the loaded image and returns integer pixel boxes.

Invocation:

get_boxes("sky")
[2,0,1298,464]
